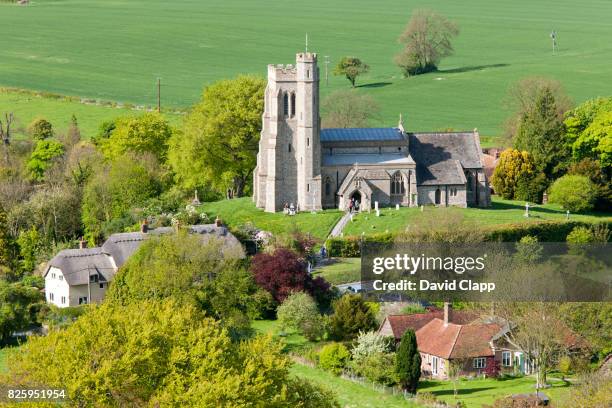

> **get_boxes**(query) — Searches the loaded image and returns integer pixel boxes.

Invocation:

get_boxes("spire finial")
[398,113,405,131]
[305,33,308,53]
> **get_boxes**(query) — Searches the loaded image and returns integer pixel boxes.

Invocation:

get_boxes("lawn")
[1,0,612,140]
[0,347,13,374]
[291,363,421,408]
[200,197,343,241]
[0,88,182,140]
[419,376,572,407]
[251,319,310,354]
[313,257,361,285]
[342,196,612,237]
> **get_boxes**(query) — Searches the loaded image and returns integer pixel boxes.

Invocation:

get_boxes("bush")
[558,355,572,378]
[318,343,350,375]
[328,294,378,341]
[351,331,394,362]
[28,118,53,141]
[548,175,597,212]
[351,352,398,386]
[566,226,595,244]
[277,292,324,341]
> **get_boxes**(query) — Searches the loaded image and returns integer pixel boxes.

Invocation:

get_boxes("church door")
[435,188,441,205]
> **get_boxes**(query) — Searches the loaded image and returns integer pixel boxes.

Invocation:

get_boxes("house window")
[290,93,296,117]
[288,143,292,152]
[90,274,99,283]
[283,93,289,116]
[99,283,105,289]
[502,352,512,367]
[61,296,66,305]
[49,293,54,301]
[59,275,63,281]
[78,296,88,305]
[390,172,405,195]
[473,358,486,369]
[307,184,310,192]
[435,188,441,205]
[432,356,439,375]
[51,272,56,279]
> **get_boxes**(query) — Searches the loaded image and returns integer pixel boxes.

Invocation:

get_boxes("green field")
[342,196,612,237]
[0,347,11,373]
[201,197,342,241]
[313,257,361,285]
[1,0,612,140]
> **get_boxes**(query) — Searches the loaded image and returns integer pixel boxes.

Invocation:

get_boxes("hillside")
[1,0,612,140]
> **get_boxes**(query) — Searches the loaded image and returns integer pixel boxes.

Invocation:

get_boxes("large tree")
[321,90,380,128]
[169,75,265,197]
[513,86,570,181]
[0,280,44,343]
[27,140,65,182]
[0,203,18,280]
[395,9,459,76]
[491,148,544,201]
[98,112,173,162]
[3,300,339,407]
[333,57,369,87]
[564,97,612,168]
[395,329,421,393]
[327,294,377,341]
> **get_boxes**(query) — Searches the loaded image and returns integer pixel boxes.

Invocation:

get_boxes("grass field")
[313,257,361,285]
[420,376,571,407]
[342,196,612,237]
[1,0,612,140]
[200,197,343,241]
[0,347,12,374]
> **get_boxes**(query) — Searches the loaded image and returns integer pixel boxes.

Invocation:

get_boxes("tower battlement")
[268,64,297,81]
[296,52,317,62]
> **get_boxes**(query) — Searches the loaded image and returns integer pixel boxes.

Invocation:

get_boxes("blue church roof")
[320,128,405,142]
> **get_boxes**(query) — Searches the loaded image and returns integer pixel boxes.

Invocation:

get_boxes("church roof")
[408,132,483,185]
[321,128,405,142]
[322,153,415,166]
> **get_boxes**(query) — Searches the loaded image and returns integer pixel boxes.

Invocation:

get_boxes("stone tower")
[253,52,322,212]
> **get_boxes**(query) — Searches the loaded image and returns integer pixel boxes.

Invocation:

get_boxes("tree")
[17,226,47,274]
[27,140,65,182]
[277,291,324,341]
[169,75,265,197]
[564,97,612,168]
[3,300,340,407]
[28,118,54,141]
[62,114,81,147]
[513,86,570,181]
[92,119,116,146]
[447,359,465,398]
[351,331,394,362]
[561,374,612,408]
[395,329,421,393]
[0,112,14,164]
[250,248,332,306]
[321,90,380,128]
[327,294,377,341]
[318,343,350,375]
[568,158,611,210]
[99,112,172,162]
[0,281,44,344]
[395,9,459,76]
[333,57,369,87]
[558,302,612,358]
[0,203,18,280]
[491,149,539,200]
[548,175,597,212]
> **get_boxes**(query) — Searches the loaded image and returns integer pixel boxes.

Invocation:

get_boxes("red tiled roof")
[381,310,479,340]
[416,318,502,359]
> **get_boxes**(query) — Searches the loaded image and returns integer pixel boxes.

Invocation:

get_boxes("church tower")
[253,53,322,212]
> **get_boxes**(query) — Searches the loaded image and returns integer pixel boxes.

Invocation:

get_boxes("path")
[328,211,352,238]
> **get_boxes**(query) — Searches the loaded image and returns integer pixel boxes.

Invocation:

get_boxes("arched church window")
[291,93,296,117]
[435,188,441,205]
[390,172,405,195]
[283,93,289,116]
[325,177,332,196]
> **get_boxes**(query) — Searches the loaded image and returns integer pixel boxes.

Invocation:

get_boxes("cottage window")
[58,275,63,281]
[290,93,296,117]
[61,296,66,305]
[435,188,441,205]
[432,356,439,375]
[473,358,486,369]
[90,274,99,283]
[99,283,104,289]
[283,93,289,116]
[502,351,512,367]
[49,293,54,301]
[78,296,88,305]
[390,172,405,195]
[51,272,56,279]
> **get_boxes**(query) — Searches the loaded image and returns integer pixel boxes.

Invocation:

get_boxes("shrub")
[318,343,350,375]
[548,175,597,212]
[352,352,398,386]
[558,355,572,379]
[28,118,53,141]
[566,226,595,244]
[491,149,538,200]
[277,292,324,341]
[351,331,394,362]
[328,294,378,341]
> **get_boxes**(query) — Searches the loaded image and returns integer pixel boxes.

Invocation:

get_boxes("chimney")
[215,216,222,227]
[79,237,87,249]
[140,220,149,234]
[444,302,452,326]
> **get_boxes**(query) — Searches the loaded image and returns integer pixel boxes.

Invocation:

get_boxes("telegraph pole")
[157,77,161,113]
[324,56,330,86]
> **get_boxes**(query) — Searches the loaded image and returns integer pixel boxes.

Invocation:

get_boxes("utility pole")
[157,77,161,113]
[324,56,330,86]
[550,30,558,54]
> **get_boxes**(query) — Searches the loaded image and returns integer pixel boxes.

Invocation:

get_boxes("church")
[253,52,490,213]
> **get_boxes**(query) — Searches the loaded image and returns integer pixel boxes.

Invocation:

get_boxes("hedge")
[326,221,612,257]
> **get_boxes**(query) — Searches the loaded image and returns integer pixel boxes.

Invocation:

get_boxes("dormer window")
[90,274,99,283]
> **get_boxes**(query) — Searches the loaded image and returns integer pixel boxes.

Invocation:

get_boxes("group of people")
[348,197,360,213]
[283,202,297,216]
